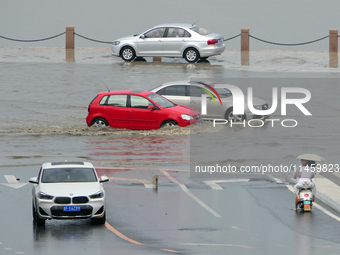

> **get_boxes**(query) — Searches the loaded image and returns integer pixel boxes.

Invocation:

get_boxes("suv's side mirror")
[148,105,155,111]
[29,177,38,184]
[100,176,109,183]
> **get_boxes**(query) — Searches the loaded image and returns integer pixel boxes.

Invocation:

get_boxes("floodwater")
[1,59,340,172]
[2,0,340,50]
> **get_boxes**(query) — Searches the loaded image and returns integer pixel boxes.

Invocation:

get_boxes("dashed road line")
[109,177,154,188]
[231,226,242,231]
[182,243,255,249]
[203,179,250,190]
[160,169,222,218]
[268,175,284,184]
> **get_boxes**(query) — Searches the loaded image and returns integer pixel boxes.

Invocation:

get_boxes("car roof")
[42,161,94,169]
[97,90,153,96]
[150,81,215,91]
[153,23,195,29]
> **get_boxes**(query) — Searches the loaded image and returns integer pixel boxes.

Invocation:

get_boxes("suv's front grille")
[55,197,71,204]
[54,196,89,204]
[72,196,89,204]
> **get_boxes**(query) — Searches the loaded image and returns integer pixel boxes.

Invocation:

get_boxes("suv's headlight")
[181,114,193,120]
[113,41,120,46]
[89,191,104,199]
[38,192,54,200]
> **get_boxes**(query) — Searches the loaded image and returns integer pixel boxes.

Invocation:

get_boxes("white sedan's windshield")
[42,168,97,183]
[190,26,211,35]
[147,93,175,108]
[215,88,232,97]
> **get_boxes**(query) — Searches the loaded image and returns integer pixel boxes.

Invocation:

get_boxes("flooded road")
[1,60,340,169]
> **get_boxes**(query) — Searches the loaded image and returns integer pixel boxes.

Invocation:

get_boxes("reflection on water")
[86,135,190,165]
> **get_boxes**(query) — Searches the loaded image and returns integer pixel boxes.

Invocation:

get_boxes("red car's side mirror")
[148,105,156,111]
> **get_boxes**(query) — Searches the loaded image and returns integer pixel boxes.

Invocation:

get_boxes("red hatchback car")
[86,90,202,130]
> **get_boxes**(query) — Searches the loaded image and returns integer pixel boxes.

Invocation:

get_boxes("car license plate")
[63,205,81,212]
[198,119,203,124]
[304,200,311,204]
[218,38,223,43]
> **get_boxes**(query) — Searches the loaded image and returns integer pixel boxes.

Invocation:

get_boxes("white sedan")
[29,161,109,226]
[111,23,225,63]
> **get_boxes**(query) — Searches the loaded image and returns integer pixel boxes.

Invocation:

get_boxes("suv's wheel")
[161,120,177,128]
[184,48,200,63]
[225,108,245,122]
[120,46,136,61]
[91,118,109,127]
[91,211,106,225]
[33,202,46,226]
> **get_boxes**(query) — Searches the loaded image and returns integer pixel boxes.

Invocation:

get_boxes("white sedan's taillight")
[207,39,218,45]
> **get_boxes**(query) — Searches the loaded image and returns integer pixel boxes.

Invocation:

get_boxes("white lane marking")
[15,252,25,254]
[203,179,250,190]
[160,170,222,218]
[268,175,284,184]
[109,177,153,188]
[286,184,340,222]
[2,175,27,189]
[181,243,255,249]
[231,226,242,231]
[4,175,19,183]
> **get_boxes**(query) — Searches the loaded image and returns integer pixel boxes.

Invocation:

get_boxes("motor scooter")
[296,180,314,211]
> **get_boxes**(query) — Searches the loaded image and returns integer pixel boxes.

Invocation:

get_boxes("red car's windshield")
[147,93,175,108]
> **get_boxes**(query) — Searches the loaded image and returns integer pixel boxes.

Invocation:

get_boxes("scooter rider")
[293,159,316,211]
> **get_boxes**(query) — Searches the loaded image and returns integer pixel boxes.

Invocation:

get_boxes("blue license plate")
[63,205,81,212]
[218,38,223,43]
[303,200,311,205]
[198,119,203,124]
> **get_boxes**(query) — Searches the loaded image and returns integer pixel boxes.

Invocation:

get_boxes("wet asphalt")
[1,55,340,254]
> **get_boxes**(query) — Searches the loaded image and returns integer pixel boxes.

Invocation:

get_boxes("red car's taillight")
[207,39,218,45]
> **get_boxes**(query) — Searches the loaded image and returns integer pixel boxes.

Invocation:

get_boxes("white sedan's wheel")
[121,47,136,61]
[184,48,200,63]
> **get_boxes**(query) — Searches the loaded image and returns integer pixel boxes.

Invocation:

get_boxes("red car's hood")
[166,105,200,116]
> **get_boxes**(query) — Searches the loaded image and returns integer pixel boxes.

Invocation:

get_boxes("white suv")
[29,161,109,226]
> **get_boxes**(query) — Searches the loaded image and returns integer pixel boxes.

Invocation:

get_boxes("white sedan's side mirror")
[140,34,145,39]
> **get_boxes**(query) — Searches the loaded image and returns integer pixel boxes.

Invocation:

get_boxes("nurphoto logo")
[200,83,312,128]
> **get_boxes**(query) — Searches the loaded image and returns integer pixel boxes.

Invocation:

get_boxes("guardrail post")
[329,29,338,53]
[66,26,75,49]
[241,28,249,51]
[241,28,250,65]
[329,29,338,68]
[65,26,75,62]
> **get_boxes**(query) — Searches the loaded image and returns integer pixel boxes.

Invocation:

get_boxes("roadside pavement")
[1,47,340,73]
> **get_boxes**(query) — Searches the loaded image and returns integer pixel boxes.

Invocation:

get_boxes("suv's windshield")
[147,93,175,108]
[42,168,97,183]
[190,26,211,36]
